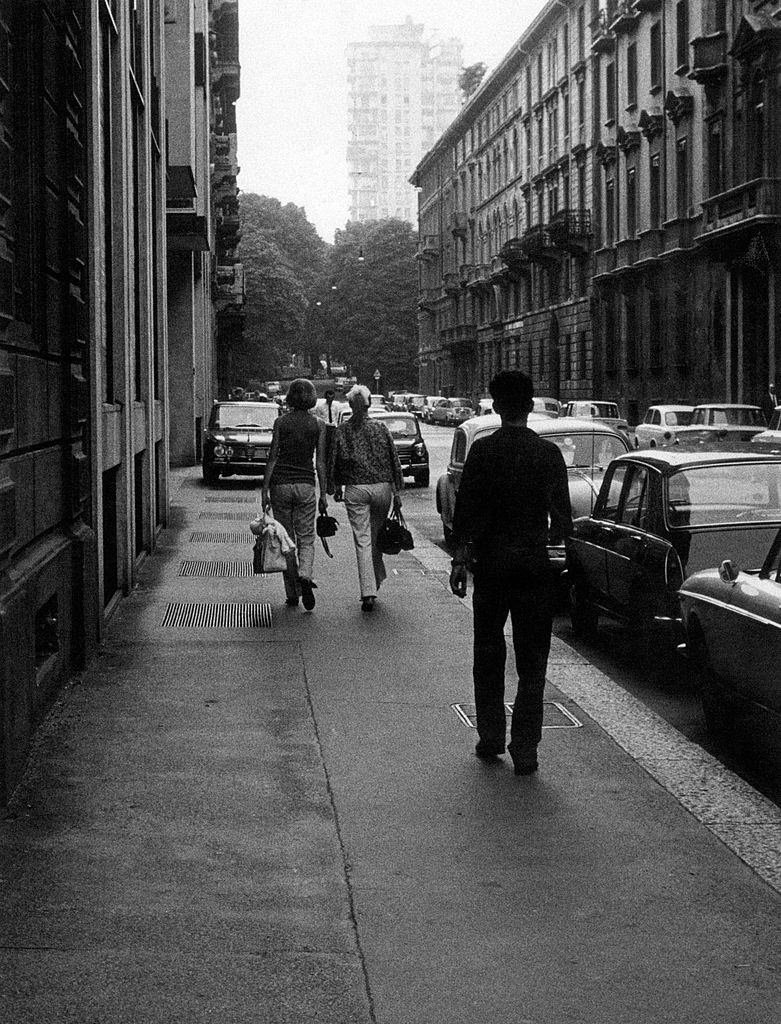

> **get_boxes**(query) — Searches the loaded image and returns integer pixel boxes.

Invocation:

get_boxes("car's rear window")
[210,405,279,429]
[547,432,627,469]
[667,463,781,527]
[593,403,620,418]
[664,411,692,426]
[380,417,419,438]
[692,407,764,427]
[450,398,472,408]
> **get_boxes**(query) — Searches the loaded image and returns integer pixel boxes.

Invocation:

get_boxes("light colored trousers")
[270,483,316,601]
[343,482,393,598]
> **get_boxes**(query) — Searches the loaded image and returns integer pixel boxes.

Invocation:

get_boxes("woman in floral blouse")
[330,384,403,611]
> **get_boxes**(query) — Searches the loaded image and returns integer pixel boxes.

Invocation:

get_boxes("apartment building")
[0,0,243,803]
[411,1,597,402]
[348,18,463,224]
[590,0,780,422]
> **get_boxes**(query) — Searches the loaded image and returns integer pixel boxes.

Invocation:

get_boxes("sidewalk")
[1,466,780,1023]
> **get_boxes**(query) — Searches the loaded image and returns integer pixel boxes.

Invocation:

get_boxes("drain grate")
[161,602,272,628]
[451,701,582,729]
[198,511,255,521]
[179,560,257,578]
[189,531,253,543]
[391,567,449,576]
[204,495,258,504]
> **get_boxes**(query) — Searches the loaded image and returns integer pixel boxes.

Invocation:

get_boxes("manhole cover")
[160,603,272,628]
[451,701,582,729]
[189,531,253,543]
[198,511,254,521]
[204,495,258,503]
[179,560,256,578]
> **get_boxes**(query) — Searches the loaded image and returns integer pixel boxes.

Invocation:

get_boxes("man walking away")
[449,371,573,775]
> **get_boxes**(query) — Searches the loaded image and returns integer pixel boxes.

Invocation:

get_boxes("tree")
[239,194,326,380]
[309,219,419,391]
[459,62,487,102]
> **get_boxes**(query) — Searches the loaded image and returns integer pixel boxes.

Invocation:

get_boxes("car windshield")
[548,432,627,469]
[664,410,692,426]
[667,463,781,527]
[692,407,764,427]
[450,398,471,408]
[210,405,278,429]
[592,403,620,418]
[381,417,419,438]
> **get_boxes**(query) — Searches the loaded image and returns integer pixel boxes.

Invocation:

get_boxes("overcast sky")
[236,1,540,242]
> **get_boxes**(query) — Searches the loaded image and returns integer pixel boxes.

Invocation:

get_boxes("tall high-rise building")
[347,18,463,224]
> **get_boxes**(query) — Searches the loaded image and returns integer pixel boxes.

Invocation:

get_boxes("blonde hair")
[346,384,371,407]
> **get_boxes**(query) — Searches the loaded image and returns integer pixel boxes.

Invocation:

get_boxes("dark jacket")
[452,423,573,577]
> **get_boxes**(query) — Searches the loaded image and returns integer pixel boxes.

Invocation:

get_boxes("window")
[578,163,586,210]
[649,287,663,371]
[605,62,616,123]
[650,22,662,90]
[537,51,543,99]
[563,91,570,140]
[526,66,532,109]
[676,137,689,217]
[625,292,639,372]
[626,166,637,239]
[713,0,727,33]
[620,467,650,529]
[563,24,569,71]
[626,43,637,108]
[675,287,688,369]
[537,115,544,171]
[600,464,630,521]
[578,78,586,138]
[605,177,615,246]
[708,119,723,197]
[525,123,532,175]
[649,154,661,228]
[749,74,765,180]
[577,8,585,60]
[676,2,689,71]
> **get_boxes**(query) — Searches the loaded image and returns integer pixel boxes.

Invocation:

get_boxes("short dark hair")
[324,389,335,400]
[286,378,317,411]
[489,370,534,416]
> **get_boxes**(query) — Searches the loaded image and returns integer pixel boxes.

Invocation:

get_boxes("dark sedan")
[369,411,430,487]
[679,526,781,768]
[565,448,781,642]
[202,401,281,485]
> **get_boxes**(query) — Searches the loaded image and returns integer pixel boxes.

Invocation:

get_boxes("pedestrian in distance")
[262,378,328,610]
[449,370,573,775]
[760,382,777,426]
[330,383,404,612]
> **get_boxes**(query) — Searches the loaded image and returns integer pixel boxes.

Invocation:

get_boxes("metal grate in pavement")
[160,602,272,628]
[391,567,449,576]
[189,531,252,543]
[204,495,258,503]
[198,511,255,521]
[451,701,582,729]
[179,560,256,578]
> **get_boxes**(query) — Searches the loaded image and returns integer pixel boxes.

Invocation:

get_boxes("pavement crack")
[299,647,378,1024]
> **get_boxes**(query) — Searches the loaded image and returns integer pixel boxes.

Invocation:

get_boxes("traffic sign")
[373,369,381,380]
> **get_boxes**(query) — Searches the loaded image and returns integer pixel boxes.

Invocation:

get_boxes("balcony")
[593,246,617,278]
[489,255,511,282]
[590,9,615,54]
[451,324,477,346]
[459,262,474,285]
[609,0,637,35]
[546,209,593,255]
[663,215,698,253]
[615,237,639,270]
[443,272,461,295]
[637,227,665,262]
[415,235,439,261]
[466,264,490,290]
[519,225,554,262]
[700,178,781,244]
[417,287,439,313]
[214,262,245,311]
[449,211,468,238]
[499,238,530,274]
[688,32,728,86]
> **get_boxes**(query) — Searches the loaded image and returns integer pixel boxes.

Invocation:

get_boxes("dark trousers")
[472,571,555,754]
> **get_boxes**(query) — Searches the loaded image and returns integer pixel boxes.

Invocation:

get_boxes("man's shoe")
[300,579,316,611]
[361,596,375,612]
[509,749,539,775]
[475,740,505,761]
[285,596,299,607]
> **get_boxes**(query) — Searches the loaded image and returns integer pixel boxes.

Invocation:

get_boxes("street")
[408,421,781,809]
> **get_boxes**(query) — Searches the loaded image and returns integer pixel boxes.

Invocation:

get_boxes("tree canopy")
[459,62,487,102]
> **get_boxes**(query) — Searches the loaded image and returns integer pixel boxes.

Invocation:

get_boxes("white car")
[533,396,561,417]
[634,404,694,448]
[477,398,494,416]
[563,400,630,439]
[751,406,781,447]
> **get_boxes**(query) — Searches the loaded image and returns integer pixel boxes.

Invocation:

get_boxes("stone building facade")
[411,0,598,403]
[0,0,243,803]
[590,0,780,425]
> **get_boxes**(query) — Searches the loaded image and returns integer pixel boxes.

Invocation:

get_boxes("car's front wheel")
[569,580,598,639]
[203,465,220,486]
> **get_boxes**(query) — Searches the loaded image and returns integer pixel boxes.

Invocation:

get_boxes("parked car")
[533,396,561,418]
[565,448,781,642]
[634,405,694,448]
[477,397,494,416]
[751,406,781,447]
[407,394,426,418]
[369,393,387,409]
[563,400,630,438]
[426,397,451,425]
[673,404,766,445]
[679,524,781,768]
[368,411,430,487]
[202,401,282,485]
[436,414,631,573]
[444,398,474,426]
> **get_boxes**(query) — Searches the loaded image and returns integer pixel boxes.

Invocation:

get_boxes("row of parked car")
[436,408,781,770]
[634,402,781,449]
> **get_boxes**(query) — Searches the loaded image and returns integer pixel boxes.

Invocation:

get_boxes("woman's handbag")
[250,512,297,574]
[377,507,414,555]
[316,511,339,557]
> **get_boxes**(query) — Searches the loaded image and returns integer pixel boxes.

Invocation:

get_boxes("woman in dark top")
[262,379,328,610]
[330,384,403,612]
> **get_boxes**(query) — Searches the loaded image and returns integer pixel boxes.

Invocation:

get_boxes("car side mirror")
[718,559,740,583]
